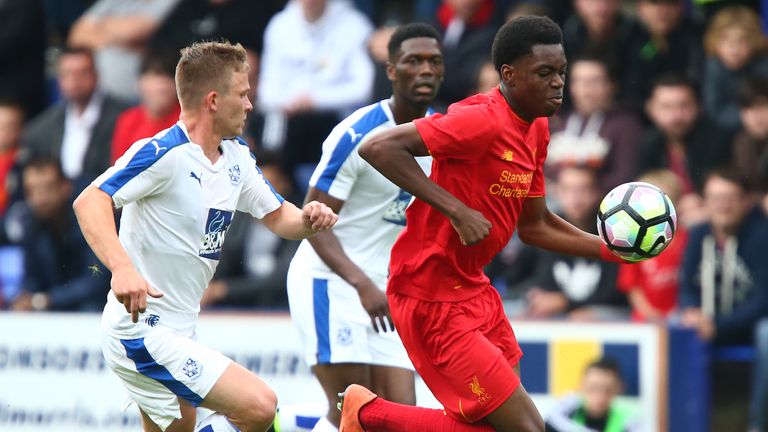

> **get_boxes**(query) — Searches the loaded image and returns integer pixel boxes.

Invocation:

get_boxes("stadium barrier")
[0,312,707,432]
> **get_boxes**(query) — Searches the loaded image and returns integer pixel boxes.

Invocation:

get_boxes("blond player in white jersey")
[285,23,444,432]
[73,41,337,432]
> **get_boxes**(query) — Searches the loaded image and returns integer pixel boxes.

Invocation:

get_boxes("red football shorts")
[388,285,523,423]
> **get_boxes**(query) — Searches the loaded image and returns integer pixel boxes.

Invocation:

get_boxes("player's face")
[505,44,567,120]
[217,69,252,137]
[389,37,444,108]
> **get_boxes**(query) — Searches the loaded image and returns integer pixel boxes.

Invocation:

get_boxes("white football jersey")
[290,100,432,283]
[93,122,283,337]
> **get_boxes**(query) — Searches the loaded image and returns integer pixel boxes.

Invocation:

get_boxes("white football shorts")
[101,326,232,431]
[286,264,414,371]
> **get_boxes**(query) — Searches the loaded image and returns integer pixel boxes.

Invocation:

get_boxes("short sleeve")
[237,155,284,219]
[309,125,366,200]
[527,119,550,198]
[93,138,174,208]
[413,104,497,162]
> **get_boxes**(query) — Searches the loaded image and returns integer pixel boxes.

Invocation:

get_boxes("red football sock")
[359,398,495,432]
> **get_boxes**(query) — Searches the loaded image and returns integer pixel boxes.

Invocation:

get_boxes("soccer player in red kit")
[338,16,627,432]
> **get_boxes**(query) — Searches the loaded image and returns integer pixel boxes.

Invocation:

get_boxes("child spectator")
[617,169,688,322]
[702,5,768,133]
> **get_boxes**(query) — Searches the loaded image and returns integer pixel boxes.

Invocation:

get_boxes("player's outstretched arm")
[518,196,621,262]
[304,188,393,332]
[360,123,491,245]
[261,200,338,240]
[73,186,163,323]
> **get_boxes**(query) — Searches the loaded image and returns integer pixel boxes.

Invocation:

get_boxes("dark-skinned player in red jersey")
[337,16,627,432]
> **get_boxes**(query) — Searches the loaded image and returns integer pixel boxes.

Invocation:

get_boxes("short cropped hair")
[141,49,178,77]
[387,23,442,60]
[175,41,248,109]
[737,76,768,107]
[491,15,562,73]
[585,357,623,381]
[23,156,66,181]
[705,166,754,193]
[650,73,697,98]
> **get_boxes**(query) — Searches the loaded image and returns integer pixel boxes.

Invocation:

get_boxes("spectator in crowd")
[561,0,639,84]
[109,51,180,163]
[368,25,398,103]
[258,0,374,187]
[702,5,768,133]
[678,168,768,432]
[638,74,731,220]
[731,77,768,204]
[0,102,24,216]
[21,47,129,188]
[474,60,499,93]
[0,0,47,119]
[546,54,644,195]
[11,157,110,312]
[622,0,704,108]
[430,0,498,109]
[679,168,768,343]
[203,156,301,309]
[68,0,181,102]
[617,169,688,322]
[148,0,282,55]
[546,357,642,432]
[511,166,628,321]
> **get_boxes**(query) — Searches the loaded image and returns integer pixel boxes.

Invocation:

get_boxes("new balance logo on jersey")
[150,140,167,156]
[189,171,202,186]
[382,189,413,226]
[199,208,233,260]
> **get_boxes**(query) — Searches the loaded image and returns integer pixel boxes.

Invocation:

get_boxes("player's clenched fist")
[449,205,492,246]
[302,200,339,232]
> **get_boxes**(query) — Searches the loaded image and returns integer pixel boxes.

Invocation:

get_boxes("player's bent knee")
[242,388,278,426]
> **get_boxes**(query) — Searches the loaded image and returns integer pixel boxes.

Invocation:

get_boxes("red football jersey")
[388,88,550,301]
[617,227,688,321]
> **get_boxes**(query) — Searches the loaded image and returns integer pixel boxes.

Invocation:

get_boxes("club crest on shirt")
[228,165,241,184]
[182,358,202,379]
[337,326,353,346]
[199,208,233,260]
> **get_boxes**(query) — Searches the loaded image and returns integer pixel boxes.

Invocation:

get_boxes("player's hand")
[302,201,338,232]
[111,264,164,323]
[356,279,394,333]
[449,205,491,246]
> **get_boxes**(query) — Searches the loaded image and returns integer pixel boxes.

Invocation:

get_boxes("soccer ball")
[597,182,677,262]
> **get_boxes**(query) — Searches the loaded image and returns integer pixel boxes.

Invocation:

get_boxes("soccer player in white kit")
[285,24,444,432]
[73,41,338,432]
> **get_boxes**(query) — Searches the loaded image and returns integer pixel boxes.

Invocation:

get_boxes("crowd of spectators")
[0,0,767,427]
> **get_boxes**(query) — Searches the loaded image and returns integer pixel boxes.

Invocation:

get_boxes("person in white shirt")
[257,0,374,184]
[73,41,338,432]
[285,23,444,432]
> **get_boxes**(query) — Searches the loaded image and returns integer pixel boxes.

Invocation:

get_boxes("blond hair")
[637,169,682,203]
[703,6,768,57]
[175,41,248,109]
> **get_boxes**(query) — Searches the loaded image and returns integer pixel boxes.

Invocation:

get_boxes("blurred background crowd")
[1,0,768,429]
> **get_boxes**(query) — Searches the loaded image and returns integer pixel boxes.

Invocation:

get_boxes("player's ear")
[206,91,218,112]
[500,64,514,87]
[386,60,396,81]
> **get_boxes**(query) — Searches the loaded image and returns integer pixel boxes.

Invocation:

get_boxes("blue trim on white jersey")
[120,338,204,406]
[315,104,389,192]
[100,125,188,196]
[234,136,285,204]
[313,278,331,364]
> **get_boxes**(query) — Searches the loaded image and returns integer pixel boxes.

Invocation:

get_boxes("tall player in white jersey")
[286,23,444,432]
[73,41,338,432]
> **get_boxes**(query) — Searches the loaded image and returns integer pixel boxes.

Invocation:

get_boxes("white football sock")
[196,412,240,432]
[310,416,338,432]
